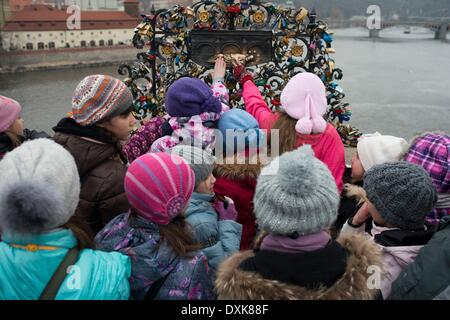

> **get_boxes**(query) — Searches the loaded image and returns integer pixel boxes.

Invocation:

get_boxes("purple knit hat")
[124,152,195,225]
[165,77,222,117]
[0,95,22,133]
[404,132,450,193]
[404,132,450,223]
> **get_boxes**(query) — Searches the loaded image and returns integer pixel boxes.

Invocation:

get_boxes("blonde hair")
[271,111,298,155]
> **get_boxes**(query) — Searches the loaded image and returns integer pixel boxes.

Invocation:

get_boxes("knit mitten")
[214,196,238,221]
[232,65,253,85]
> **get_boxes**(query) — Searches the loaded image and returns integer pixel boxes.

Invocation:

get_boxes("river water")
[0,27,449,139]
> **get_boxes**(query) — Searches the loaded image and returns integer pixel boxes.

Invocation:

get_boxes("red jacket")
[242,80,345,192]
[213,154,262,250]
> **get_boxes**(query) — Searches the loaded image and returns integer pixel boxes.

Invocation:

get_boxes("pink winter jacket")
[242,80,345,191]
[341,221,423,299]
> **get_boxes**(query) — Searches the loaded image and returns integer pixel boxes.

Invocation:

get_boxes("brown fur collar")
[213,153,269,181]
[344,183,368,205]
[215,233,383,300]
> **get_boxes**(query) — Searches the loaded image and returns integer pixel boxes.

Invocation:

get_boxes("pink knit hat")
[0,95,22,133]
[124,152,195,225]
[280,72,328,135]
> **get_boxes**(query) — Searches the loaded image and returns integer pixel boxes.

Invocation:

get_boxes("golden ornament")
[198,10,209,23]
[291,45,304,57]
[253,11,265,24]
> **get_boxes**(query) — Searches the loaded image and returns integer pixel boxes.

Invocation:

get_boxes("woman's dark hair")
[62,215,94,250]
[93,120,129,163]
[4,131,23,149]
[158,215,202,257]
[119,105,135,117]
[129,209,201,257]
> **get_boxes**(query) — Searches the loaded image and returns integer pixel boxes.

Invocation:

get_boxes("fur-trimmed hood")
[215,233,383,300]
[213,153,268,181]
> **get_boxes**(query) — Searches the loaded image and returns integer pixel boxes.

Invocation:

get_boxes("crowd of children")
[0,55,449,300]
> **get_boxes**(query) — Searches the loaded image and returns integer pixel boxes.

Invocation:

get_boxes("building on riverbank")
[0,0,139,51]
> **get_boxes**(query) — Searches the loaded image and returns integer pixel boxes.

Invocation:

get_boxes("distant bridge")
[328,20,449,40]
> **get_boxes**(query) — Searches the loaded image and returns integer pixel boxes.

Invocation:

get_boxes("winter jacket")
[150,81,230,153]
[53,118,130,234]
[123,116,165,163]
[0,228,131,300]
[185,192,242,273]
[94,212,216,300]
[215,233,383,299]
[341,219,435,299]
[213,153,264,250]
[242,80,345,192]
[123,81,230,158]
[390,216,450,300]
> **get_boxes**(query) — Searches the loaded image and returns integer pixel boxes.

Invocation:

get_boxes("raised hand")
[212,54,226,83]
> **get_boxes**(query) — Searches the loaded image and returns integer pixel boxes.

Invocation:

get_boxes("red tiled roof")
[2,4,140,31]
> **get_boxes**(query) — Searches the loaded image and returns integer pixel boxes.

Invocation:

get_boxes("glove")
[232,64,253,85]
[214,196,238,221]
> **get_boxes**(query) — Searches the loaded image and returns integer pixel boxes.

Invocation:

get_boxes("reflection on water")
[0,27,449,139]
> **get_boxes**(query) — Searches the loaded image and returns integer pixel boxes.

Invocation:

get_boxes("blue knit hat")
[165,77,222,117]
[217,108,264,155]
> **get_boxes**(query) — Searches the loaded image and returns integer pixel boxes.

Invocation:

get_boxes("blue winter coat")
[0,228,131,300]
[94,212,216,300]
[185,192,242,272]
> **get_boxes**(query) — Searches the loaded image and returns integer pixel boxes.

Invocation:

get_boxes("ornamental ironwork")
[118,0,361,146]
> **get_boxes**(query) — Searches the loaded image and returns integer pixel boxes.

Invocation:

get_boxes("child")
[234,64,345,191]
[53,74,135,235]
[215,145,383,300]
[169,145,242,273]
[0,95,50,160]
[94,152,215,300]
[390,215,450,300]
[123,55,230,161]
[341,161,438,299]
[0,139,130,300]
[403,132,450,224]
[213,108,266,250]
[335,132,409,233]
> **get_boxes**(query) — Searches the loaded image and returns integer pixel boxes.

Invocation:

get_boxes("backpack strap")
[39,247,79,300]
[144,272,171,300]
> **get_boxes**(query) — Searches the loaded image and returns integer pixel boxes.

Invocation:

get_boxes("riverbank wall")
[0,45,138,74]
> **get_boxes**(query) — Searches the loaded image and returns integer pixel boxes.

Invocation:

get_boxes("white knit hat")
[357,132,409,171]
[0,139,80,234]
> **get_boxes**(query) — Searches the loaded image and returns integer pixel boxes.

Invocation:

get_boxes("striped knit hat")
[124,152,195,225]
[72,74,133,126]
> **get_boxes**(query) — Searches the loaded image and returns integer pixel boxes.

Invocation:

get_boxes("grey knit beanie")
[364,161,437,230]
[0,139,80,234]
[168,145,215,189]
[254,145,339,236]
